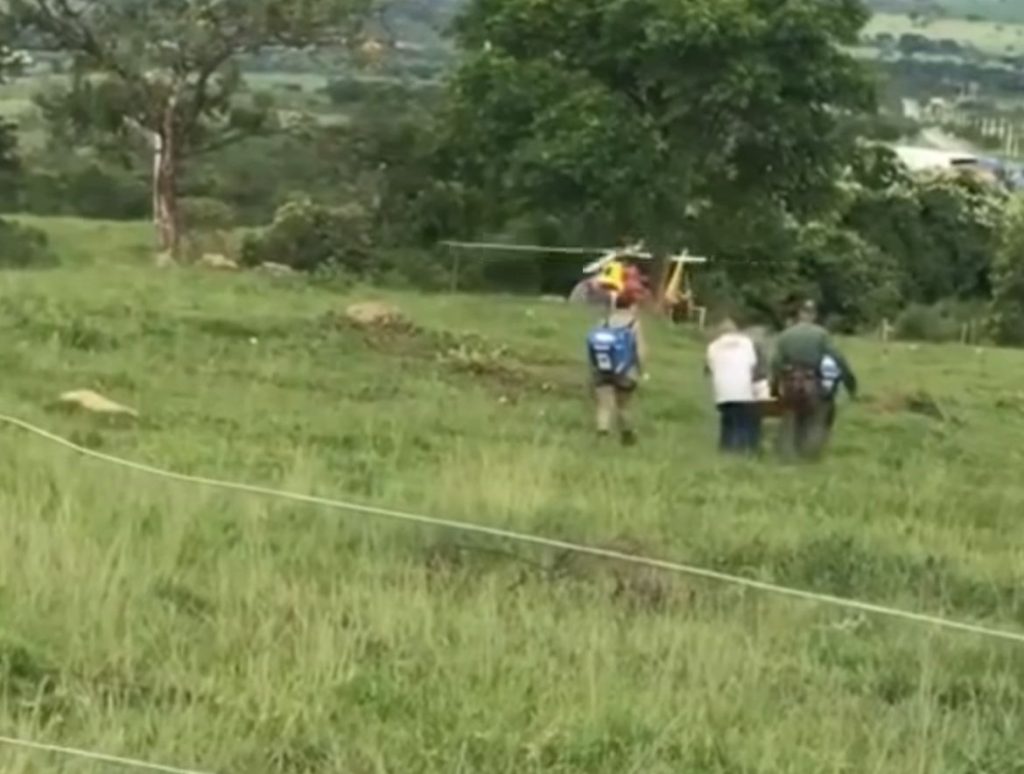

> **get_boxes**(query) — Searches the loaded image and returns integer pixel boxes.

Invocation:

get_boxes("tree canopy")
[5,0,370,254]
[443,0,877,248]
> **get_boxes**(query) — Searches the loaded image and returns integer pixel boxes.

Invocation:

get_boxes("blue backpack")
[587,321,638,377]
[819,354,842,397]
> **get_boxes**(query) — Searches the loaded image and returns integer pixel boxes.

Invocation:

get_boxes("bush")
[180,197,237,232]
[894,304,961,343]
[844,171,1005,305]
[241,197,373,274]
[989,196,1024,345]
[20,162,149,220]
[375,248,452,291]
[179,197,241,262]
[794,222,903,332]
[0,219,56,268]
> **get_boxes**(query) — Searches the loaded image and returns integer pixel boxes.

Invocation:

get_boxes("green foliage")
[892,298,990,344]
[179,197,237,232]
[444,0,875,245]
[178,196,241,261]
[679,144,1006,331]
[18,158,149,220]
[324,78,440,107]
[989,195,1024,345]
[794,222,903,331]
[241,197,373,274]
[432,0,913,320]
[6,0,371,248]
[844,169,1006,304]
[0,118,21,210]
[33,75,141,164]
[0,217,55,268]
[895,303,963,342]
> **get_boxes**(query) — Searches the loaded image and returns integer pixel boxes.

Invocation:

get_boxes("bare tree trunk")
[152,96,181,258]
[154,139,180,255]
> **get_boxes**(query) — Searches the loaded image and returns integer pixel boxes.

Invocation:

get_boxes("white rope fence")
[439,240,652,257]
[438,240,655,290]
[441,240,603,255]
[2,414,1024,645]
[0,734,214,774]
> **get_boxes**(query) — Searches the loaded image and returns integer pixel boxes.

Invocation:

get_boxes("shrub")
[794,222,903,332]
[0,219,56,268]
[376,248,452,291]
[241,197,373,274]
[19,161,149,220]
[894,304,961,343]
[179,197,240,261]
[989,196,1024,346]
[180,197,237,232]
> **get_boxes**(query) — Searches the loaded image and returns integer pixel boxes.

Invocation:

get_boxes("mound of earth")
[345,301,409,329]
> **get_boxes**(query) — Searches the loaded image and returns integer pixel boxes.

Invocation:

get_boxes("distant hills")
[864,0,1024,24]
[380,0,461,50]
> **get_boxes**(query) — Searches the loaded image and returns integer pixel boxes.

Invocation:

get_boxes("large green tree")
[0,20,24,209]
[989,194,1024,346]
[7,0,369,257]
[442,0,876,249]
[843,167,1006,303]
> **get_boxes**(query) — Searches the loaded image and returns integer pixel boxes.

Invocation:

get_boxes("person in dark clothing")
[770,301,857,461]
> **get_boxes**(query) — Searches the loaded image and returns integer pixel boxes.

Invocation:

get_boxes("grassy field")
[865,12,1024,55]
[2,217,1024,772]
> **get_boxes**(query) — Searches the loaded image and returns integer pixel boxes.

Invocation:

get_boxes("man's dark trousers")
[718,402,761,454]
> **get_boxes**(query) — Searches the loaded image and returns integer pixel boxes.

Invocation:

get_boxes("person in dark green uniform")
[770,301,857,460]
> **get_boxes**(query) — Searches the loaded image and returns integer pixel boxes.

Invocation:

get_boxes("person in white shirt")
[705,318,762,454]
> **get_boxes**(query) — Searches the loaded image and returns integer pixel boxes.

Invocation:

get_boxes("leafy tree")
[989,195,1024,345]
[0,218,56,268]
[442,0,876,248]
[792,220,902,330]
[241,196,373,274]
[0,118,20,210]
[0,28,55,269]
[0,22,24,209]
[7,0,369,257]
[844,170,1006,303]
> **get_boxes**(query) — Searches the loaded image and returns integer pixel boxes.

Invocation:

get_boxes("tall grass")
[1,231,1024,771]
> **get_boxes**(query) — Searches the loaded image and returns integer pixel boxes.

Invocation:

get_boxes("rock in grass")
[198,253,239,271]
[345,301,407,329]
[256,262,297,277]
[58,390,139,419]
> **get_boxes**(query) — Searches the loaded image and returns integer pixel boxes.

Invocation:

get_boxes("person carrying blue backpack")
[586,290,648,446]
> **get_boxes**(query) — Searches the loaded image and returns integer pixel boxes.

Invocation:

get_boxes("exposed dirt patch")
[323,305,424,356]
[436,339,572,398]
[344,301,410,330]
[867,389,952,422]
[324,308,578,398]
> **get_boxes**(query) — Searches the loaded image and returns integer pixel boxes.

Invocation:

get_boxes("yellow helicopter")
[659,250,708,327]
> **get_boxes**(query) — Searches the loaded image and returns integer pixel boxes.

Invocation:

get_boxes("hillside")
[866,0,1024,24]
[1,217,1024,772]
